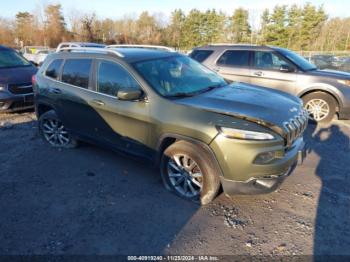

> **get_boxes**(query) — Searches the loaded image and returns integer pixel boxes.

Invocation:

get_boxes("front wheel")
[160,140,221,205]
[302,92,337,123]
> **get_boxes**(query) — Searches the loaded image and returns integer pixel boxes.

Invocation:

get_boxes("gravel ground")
[0,112,349,257]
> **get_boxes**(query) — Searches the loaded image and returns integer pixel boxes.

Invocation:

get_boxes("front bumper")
[211,134,306,195]
[220,162,297,195]
[0,92,34,112]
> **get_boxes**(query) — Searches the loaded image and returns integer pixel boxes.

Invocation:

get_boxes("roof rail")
[206,43,257,46]
[58,47,124,58]
[106,44,175,52]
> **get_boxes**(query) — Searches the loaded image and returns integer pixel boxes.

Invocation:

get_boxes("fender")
[297,83,343,108]
[155,133,224,177]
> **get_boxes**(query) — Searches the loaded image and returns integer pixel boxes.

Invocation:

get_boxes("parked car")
[190,44,350,123]
[56,42,106,52]
[0,45,37,112]
[22,46,52,66]
[33,46,307,204]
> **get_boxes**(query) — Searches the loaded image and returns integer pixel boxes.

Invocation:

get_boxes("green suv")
[33,46,308,204]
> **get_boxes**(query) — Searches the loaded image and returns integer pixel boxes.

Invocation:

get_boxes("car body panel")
[35,48,308,195]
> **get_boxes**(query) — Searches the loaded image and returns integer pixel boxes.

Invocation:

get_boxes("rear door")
[212,50,252,83]
[56,58,101,139]
[250,51,297,94]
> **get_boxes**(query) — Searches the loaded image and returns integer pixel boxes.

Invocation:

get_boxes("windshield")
[0,50,31,68]
[133,55,227,97]
[279,49,317,71]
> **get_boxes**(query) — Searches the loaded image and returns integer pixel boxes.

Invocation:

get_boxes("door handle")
[253,71,263,77]
[91,99,105,106]
[50,88,62,94]
[213,67,220,72]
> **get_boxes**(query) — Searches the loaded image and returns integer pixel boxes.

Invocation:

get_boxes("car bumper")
[0,92,34,112]
[339,106,350,120]
[210,134,306,195]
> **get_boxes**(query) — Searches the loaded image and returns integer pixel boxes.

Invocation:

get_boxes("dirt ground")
[0,111,349,257]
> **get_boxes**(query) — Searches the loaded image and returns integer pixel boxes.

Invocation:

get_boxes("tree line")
[0,3,349,51]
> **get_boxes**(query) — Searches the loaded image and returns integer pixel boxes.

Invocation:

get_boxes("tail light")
[31,75,37,86]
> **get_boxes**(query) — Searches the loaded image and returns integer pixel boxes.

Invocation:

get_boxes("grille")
[8,83,33,95]
[283,110,309,147]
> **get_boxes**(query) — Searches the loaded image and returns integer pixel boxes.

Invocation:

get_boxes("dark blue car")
[0,45,37,112]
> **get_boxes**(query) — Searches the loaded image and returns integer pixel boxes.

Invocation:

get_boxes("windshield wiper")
[166,92,196,98]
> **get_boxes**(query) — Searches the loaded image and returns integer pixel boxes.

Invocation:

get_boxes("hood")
[176,82,303,130]
[0,66,37,85]
[306,69,350,79]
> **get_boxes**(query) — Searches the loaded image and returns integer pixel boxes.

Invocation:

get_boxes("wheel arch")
[155,133,224,177]
[36,103,56,118]
[298,88,342,112]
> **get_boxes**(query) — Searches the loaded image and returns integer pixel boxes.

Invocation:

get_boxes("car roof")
[52,47,179,63]
[0,45,14,51]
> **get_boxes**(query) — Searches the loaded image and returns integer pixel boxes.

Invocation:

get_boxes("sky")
[1,0,349,28]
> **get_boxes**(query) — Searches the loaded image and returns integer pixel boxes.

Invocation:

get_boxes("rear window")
[217,50,250,67]
[45,59,63,80]
[61,59,92,88]
[189,50,213,63]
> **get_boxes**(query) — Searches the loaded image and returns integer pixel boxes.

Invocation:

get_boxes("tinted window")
[45,59,63,80]
[62,59,92,88]
[217,50,250,67]
[97,61,141,96]
[0,50,31,68]
[190,50,213,63]
[253,51,290,70]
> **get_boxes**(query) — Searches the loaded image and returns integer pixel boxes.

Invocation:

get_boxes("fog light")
[254,151,276,164]
[0,102,5,107]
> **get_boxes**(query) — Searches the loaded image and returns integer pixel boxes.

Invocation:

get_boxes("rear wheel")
[160,140,220,205]
[38,110,77,148]
[302,92,337,123]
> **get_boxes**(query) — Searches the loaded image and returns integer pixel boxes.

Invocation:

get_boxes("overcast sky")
[2,0,349,29]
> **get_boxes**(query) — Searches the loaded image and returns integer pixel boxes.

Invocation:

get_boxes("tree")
[286,4,302,49]
[300,3,327,50]
[167,9,185,48]
[229,8,251,43]
[263,5,288,46]
[80,13,98,42]
[44,4,67,47]
[15,12,34,46]
[136,11,161,44]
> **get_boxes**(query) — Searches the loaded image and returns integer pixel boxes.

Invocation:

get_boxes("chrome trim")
[283,110,308,147]
[58,47,124,58]
[106,44,175,52]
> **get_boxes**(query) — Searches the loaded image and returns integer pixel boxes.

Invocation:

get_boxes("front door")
[88,59,152,158]
[250,51,297,95]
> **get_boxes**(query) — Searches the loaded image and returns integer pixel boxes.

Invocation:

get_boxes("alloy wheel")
[167,154,203,198]
[42,118,70,146]
[304,98,330,121]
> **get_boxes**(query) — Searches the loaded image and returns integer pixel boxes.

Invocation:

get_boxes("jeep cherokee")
[33,46,307,204]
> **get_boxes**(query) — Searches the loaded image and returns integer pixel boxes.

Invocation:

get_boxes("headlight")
[0,85,6,92]
[337,79,350,86]
[218,127,275,140]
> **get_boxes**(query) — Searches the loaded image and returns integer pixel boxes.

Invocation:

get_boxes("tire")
[38,110,78,148]
[302,92,337,123]
[160,140,221,205]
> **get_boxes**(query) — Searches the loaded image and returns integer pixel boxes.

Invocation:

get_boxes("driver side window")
[97,61,141,96]
[253,51,290,70]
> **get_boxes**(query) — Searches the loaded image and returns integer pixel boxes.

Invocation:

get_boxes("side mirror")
[117,88,143,101]
[280,64,293,72]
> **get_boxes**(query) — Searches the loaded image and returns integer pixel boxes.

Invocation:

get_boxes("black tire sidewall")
[160,140,220,205]
[302,92,337,123]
